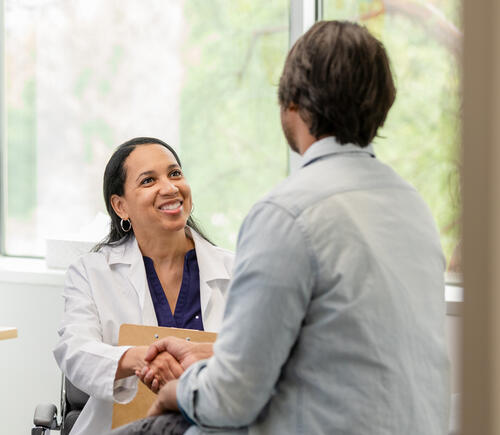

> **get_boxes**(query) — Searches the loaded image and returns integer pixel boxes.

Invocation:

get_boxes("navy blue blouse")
[143,249,204,331]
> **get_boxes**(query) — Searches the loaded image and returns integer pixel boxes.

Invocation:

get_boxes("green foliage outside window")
[179,0,289,248]
[7,79,36,219]
[325,0,461,265]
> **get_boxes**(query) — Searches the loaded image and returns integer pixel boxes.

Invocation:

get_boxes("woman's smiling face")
[111,143,192,238]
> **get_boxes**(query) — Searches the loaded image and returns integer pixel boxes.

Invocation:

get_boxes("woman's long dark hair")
[94,137,211,251]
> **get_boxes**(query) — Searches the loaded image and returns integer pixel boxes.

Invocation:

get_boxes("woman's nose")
[159,178,179,195]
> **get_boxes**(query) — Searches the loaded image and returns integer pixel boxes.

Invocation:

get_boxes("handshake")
[134,336,214,394]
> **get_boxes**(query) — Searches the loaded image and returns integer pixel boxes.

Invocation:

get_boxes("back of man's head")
[278,20,396,148]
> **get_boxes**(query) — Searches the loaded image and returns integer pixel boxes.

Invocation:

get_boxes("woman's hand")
[145,336,214,370]
[137,337,214,393]
[115,346,149,380]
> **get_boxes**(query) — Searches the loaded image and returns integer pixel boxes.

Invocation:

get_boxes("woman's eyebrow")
[136,170,154,182]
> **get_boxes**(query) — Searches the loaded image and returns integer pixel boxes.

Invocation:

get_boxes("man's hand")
[137,337,214,393]
[146,336,214,369]
[136,351,184,393]
[147,380,179,416]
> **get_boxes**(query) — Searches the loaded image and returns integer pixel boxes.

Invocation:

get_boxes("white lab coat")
[53,228,234,435]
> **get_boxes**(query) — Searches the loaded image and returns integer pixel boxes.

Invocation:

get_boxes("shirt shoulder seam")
[252,200,319,290]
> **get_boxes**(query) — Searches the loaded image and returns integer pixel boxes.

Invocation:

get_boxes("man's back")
[178,138,450,435]
[249,138,450,434]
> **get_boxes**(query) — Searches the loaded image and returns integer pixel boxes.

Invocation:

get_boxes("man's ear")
[110,194,127,220]
[288,102,299,112]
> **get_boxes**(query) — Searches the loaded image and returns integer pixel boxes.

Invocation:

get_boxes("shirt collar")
[301,136,375,168]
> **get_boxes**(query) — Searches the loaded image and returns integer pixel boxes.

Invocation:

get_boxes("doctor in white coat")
[53,137,234,435]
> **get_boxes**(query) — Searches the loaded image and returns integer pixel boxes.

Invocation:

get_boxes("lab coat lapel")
[189,229,231,331]
[127,255,157,325]
[107,237,157,325]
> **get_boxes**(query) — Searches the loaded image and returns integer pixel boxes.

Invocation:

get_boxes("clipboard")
[112,323,217,429]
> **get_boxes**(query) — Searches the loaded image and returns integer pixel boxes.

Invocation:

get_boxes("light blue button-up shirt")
[178,137,450,434]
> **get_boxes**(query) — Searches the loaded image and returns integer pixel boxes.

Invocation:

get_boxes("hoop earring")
[120,218,132,233]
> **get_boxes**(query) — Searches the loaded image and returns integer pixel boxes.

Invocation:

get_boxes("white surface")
[44,212,109,269]
[0,280,64,435]
[45,238,96,269]
[445,285,464,302]
[0,256,65,286]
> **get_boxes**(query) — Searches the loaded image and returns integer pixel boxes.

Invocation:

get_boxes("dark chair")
[32,375,89,435]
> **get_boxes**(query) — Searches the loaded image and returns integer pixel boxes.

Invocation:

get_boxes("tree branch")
[359,0,461,59]
[237,25,288,82]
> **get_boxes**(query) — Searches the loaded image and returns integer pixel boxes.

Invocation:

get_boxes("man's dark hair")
[94,136,211,251]
[278,20,396,147]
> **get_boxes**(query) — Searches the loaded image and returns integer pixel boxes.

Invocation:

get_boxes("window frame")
[288,0,322,173]
[0,0,6,256]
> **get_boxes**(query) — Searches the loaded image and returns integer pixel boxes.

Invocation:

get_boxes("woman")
[53,137,234,435]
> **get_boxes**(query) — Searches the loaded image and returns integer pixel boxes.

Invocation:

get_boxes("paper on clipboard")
[112,323,217,429]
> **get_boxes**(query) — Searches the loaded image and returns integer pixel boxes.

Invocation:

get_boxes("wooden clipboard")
[112,323,217,429]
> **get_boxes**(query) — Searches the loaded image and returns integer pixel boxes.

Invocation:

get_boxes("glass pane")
[324,0,462,273]
[5,0,289,256]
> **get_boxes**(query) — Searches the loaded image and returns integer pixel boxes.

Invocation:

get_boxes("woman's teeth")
[160,201,181,210]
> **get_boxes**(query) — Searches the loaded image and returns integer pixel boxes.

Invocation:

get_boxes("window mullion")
[288,0,319,174]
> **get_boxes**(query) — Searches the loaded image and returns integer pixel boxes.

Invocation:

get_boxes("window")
[4,0,289,256]
[4,0,461,273]
[323,0,462,273]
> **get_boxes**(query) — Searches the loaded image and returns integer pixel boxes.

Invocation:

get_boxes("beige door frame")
[462,1,500,434]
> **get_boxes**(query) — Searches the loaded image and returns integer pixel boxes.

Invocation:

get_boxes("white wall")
[0,265,64,435]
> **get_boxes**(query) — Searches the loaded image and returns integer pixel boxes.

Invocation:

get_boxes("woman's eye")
[170,169,182,177]
[140,177,154,185]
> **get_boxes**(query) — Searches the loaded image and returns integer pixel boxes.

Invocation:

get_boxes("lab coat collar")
[104,227,231,284]
[301,136,375,168]
[188,227,231,283]
[106,236,140,266]
[103,228,231,325]
[188,227,232,329]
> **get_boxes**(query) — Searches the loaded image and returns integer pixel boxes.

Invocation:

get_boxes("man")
[114,20,450,434]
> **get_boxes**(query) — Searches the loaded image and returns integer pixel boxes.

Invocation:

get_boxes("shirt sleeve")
[53,258,136,403]
[177,201,316,429]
